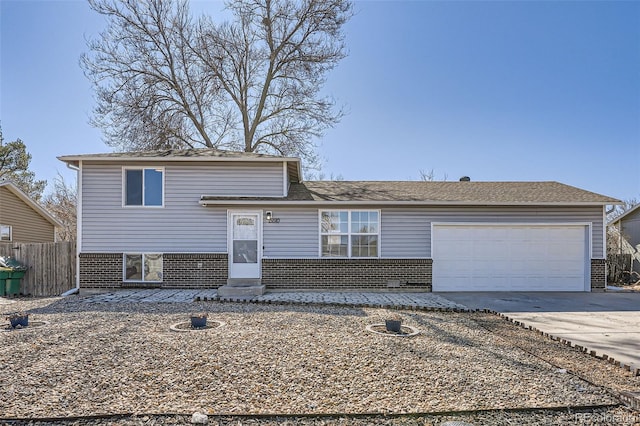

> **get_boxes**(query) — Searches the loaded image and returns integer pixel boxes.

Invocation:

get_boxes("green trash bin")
[5,270,26,296]
[0,267,10,297]
[1,257,28,297]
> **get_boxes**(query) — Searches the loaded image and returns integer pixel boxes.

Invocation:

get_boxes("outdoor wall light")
[265,211,280,223]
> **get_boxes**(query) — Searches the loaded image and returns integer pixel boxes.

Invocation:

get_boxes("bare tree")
[42,174,77,241]
[307,171,344,181]
[419,168,448,182]
[82,0,352,167]
[607,198,639,222]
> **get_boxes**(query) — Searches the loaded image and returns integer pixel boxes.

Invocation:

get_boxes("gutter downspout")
[60,162,81,297]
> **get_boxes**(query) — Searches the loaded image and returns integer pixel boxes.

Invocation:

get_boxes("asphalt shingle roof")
[57,148,293,160]
[200,181,619,205]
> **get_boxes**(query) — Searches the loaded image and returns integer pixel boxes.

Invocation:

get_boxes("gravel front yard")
[1,296,639,425]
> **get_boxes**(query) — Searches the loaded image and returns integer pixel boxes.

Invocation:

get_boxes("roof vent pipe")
[459,176,471,182]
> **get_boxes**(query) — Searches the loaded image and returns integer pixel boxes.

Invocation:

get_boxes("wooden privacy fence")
[0,242,76,297]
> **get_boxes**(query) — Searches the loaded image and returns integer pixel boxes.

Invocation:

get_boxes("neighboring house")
[0,180,61,243]
[609,204,640,273]
[58,149,620,293]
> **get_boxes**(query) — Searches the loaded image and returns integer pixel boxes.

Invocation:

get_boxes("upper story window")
[320,210,379,258]
[124,167,164,207]
[0,224,11,241]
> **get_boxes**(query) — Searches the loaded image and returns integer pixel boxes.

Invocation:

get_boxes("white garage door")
[432,224,588,292]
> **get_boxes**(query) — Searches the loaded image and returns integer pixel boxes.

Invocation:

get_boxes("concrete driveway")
[439,291,640,373]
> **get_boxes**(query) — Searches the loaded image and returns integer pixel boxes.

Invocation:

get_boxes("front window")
[124,168,163,206]
[124,253,163,282]
[0,225,11,242]
[320,210,379,258]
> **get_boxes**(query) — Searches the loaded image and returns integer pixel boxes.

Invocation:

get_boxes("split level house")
[58,149,620,293]
[0,179,61,243]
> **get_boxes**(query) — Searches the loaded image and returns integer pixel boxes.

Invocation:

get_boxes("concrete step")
[217,284,265,297]
[226,278,262,286]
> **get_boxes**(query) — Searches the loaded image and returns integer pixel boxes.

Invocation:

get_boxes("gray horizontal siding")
[381,209,429,258]
[383,206,603,258]
[263,207,426,258]
[263,209,318,258]
[263,206,604,259]
[82,163,254,252]
[168,162,283,197]
[621,208,640,247]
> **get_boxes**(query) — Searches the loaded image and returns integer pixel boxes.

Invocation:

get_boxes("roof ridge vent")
[459,176,471,182]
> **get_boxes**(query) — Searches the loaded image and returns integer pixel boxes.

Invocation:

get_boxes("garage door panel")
[439,240,470,256]
[509,244,532,257]
[474,276,504,288]
[436,228,466,240]
[433,225,587,292]
[473,262,501,275]
[475,243,505,259]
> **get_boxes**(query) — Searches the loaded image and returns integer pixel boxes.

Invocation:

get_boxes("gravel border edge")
[484,308,640,410]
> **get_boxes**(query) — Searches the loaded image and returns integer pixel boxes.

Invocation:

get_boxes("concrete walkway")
[76,289,467,310]
[79,288,219,303]
[247,291,466,309]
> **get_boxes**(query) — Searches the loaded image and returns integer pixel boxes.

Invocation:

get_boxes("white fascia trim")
[282,161,288,197]
[294,162,302,183]
[200,200,613,207]
[58,155,301,163]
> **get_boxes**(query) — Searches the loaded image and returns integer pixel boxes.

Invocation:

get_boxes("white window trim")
[122,166,165,208]
[318,209,381,258]
[0,224,12,242]
[123,253,164,282]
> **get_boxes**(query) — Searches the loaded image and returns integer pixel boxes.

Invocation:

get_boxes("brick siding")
[261,258,432,291]
[80,254,599,292]
[163,253,227,288]
[79,252,227,289]
[79,253,123,289]
[591,258,606,291]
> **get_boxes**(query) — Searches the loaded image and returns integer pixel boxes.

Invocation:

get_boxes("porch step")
[226,278,262,286]
[217,284,266,297]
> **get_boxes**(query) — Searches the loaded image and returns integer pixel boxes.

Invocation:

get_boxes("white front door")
[228,211,262,279]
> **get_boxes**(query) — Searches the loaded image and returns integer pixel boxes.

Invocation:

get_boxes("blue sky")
[1,0,639,202]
